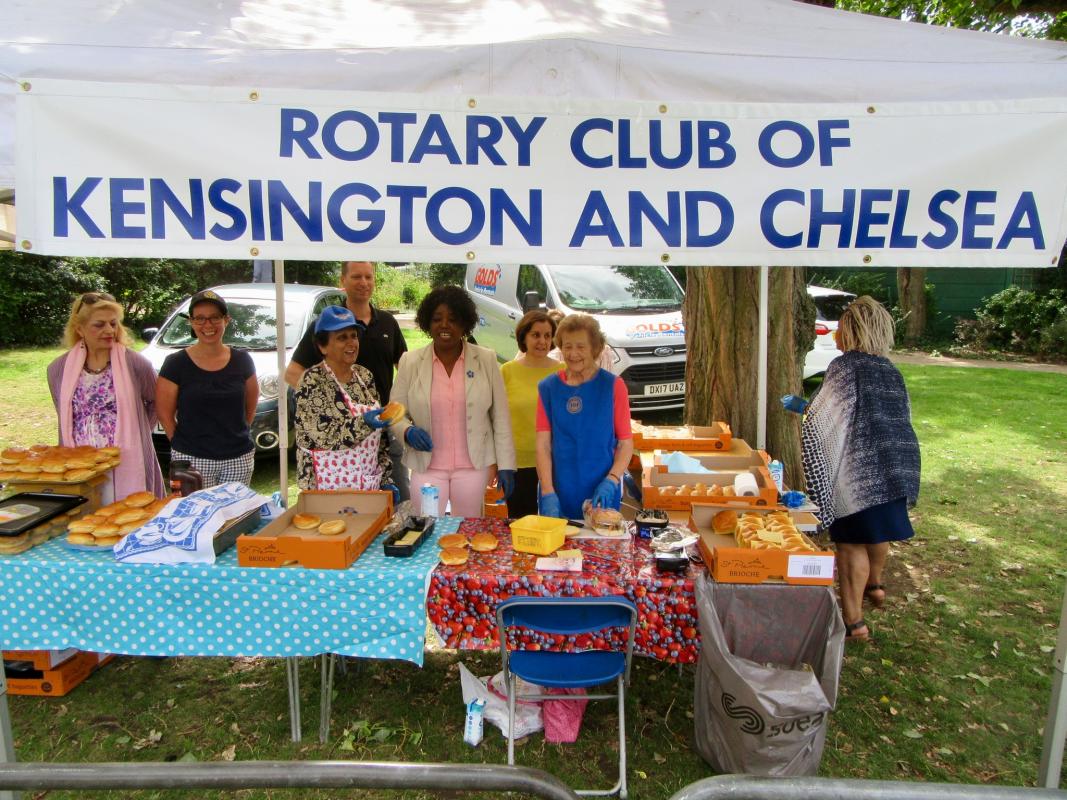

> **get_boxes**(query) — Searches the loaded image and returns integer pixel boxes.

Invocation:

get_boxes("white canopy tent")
[2,1,1067,792]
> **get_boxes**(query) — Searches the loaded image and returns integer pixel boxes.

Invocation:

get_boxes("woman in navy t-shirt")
[156,290,259,487]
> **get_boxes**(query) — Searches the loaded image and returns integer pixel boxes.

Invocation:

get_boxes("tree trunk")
[896,267,927,345]
[683,267,814,491]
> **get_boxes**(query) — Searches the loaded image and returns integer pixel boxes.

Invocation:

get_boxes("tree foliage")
[836,0,1067,39]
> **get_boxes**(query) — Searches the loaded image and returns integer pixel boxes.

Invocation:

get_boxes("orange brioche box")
[632,421,732,452]
[642,464,777,511]
[483,486,508,519]
[2,648,79,670]
[649,439,771,472]
[688,502,834,586]
[4,651,115,697]
[236,490,392,569]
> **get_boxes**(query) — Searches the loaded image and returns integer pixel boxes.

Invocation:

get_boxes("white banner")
[15,79,1067,267]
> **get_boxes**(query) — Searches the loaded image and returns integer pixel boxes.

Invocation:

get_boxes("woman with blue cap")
[293,305,395,494]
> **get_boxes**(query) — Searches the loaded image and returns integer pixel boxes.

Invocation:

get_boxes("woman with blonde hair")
[800,296,920,643]
[46,291,166,498]
[536,313,632,521]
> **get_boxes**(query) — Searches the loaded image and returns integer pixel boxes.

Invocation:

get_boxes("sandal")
[864,584,886,609]
[844,618,871,643]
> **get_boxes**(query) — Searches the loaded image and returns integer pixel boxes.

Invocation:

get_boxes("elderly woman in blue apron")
[294,306,395,494]
[535,314,633,520]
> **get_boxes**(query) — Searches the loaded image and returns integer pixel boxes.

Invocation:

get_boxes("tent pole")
[274,260,289,504]
[0,670,19,800]
[1038,577,1067,787]
[756,265,768,450]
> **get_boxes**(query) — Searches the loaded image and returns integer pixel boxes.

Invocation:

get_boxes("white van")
[464,264,686,412]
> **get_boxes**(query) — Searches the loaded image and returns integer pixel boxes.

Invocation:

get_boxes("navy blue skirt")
[829,497,914,545]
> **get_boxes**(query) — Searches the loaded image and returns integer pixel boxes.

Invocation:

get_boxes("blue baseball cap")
[315,305,365,334]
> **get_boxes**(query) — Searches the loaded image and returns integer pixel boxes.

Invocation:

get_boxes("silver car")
[141,283,345,455]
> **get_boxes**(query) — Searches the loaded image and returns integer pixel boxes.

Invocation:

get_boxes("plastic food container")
[509,515,567,556]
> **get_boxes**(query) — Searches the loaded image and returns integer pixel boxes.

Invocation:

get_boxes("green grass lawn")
[2,350,1066,798]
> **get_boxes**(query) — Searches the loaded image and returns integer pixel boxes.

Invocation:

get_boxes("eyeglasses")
[75,292,116,313]
[190,315,225,326]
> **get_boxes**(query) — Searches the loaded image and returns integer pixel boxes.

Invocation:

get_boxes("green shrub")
[808,269,892,305]
[955,286,1067,355]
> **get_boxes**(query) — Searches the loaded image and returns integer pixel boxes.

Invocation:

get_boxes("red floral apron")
[307,367,383,491]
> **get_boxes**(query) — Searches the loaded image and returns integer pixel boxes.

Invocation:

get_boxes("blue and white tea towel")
[114,483,269,565]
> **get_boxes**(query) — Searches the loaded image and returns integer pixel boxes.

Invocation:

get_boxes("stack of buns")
[733,511,817,552]
[291,512,348,536]
[0,445,120,483]
[438,532,469,565]
[0,507,83,556]
[66,491,168,547]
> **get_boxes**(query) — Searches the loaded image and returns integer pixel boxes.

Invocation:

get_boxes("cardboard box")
[236,490,392,569]
[642,464,777,511]
[689,503,834,586]
[483,486,508,519]
[650,439,771,472]
[2,648,79,670]
[4,651,114,697]
[632,421,732,452]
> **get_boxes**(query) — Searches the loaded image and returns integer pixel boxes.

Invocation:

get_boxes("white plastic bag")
[458,662,543,739]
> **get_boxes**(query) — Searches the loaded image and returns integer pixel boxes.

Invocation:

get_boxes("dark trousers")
[509,467,541,518]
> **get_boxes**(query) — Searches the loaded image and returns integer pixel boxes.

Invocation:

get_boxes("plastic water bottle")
[768,460,785,494]
[421,483,439,518]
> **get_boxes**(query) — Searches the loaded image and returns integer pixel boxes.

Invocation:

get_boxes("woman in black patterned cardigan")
[801,297,920,643]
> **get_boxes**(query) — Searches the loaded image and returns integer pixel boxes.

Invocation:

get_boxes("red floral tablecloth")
[427,518,701,664]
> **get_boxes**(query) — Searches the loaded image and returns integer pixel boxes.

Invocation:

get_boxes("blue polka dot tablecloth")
[0,516,462,665]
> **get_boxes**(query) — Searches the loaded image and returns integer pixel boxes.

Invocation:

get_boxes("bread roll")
[63,468,94,481]
[99,446,121,458]
[118,521,143,535]
[68,518,100,534]
[93,523,119,537]
[378,400,406,425]
[1,447,30,464]
[438,533,468,549]
[67,532,97,546]
[712,509,738,534]
[94,535,122,547]
[39,459,67,474]
[123,491,155,508]
[292,513,321,530]
[470,533,498,552]
[439,547,469,566]
[64,457,97,470]
[95,503,126,518]
[113,509,149,525]
[317,519,347,536]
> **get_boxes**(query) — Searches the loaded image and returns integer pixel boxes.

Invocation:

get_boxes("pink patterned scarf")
[59,342,149,498]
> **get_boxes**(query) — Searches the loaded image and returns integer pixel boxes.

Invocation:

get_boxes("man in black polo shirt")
[285,260,409,500]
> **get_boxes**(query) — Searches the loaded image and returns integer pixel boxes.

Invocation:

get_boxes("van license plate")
[645,381,685,396]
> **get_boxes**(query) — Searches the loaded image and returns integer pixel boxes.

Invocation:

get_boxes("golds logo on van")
[625,321,685,339]
[472,266,502,295]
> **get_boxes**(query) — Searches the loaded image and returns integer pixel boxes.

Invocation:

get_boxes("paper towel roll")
[733,472,759,497]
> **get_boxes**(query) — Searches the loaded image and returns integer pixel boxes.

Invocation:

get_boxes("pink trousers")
[410,467,490,518]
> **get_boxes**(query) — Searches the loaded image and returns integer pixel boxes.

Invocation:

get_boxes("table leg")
[285,657,301,743]
[319,654,336,744]
[0,670,20,800]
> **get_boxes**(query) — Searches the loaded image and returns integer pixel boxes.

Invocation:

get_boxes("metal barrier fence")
[0,760,579,799]
[668,775,1067,800]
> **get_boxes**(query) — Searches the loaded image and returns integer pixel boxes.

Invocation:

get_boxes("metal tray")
[214,508,263,556]
[383,518,435,557]
[0,492,87,537]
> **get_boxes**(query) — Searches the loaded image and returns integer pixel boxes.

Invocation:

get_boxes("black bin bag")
[693,574,845,776]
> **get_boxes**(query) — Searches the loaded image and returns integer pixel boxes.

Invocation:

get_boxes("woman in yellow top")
[500,310,560,517]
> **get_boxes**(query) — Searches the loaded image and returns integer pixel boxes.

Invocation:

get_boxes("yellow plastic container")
[509,515,567,556]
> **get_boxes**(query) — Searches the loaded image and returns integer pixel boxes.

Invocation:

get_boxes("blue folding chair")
[496,595,638,798]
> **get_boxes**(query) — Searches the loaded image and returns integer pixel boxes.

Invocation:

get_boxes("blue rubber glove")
[497,469,516,499]
[362,408,389,430]
[404,425,433,451]
[381,482,400,504]
[780,394,809,414]
[592,476,621,508]
[539,492,562,518]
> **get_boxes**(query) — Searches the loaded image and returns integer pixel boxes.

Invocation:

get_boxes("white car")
[804,285,856,379]
[141,282,345,454]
